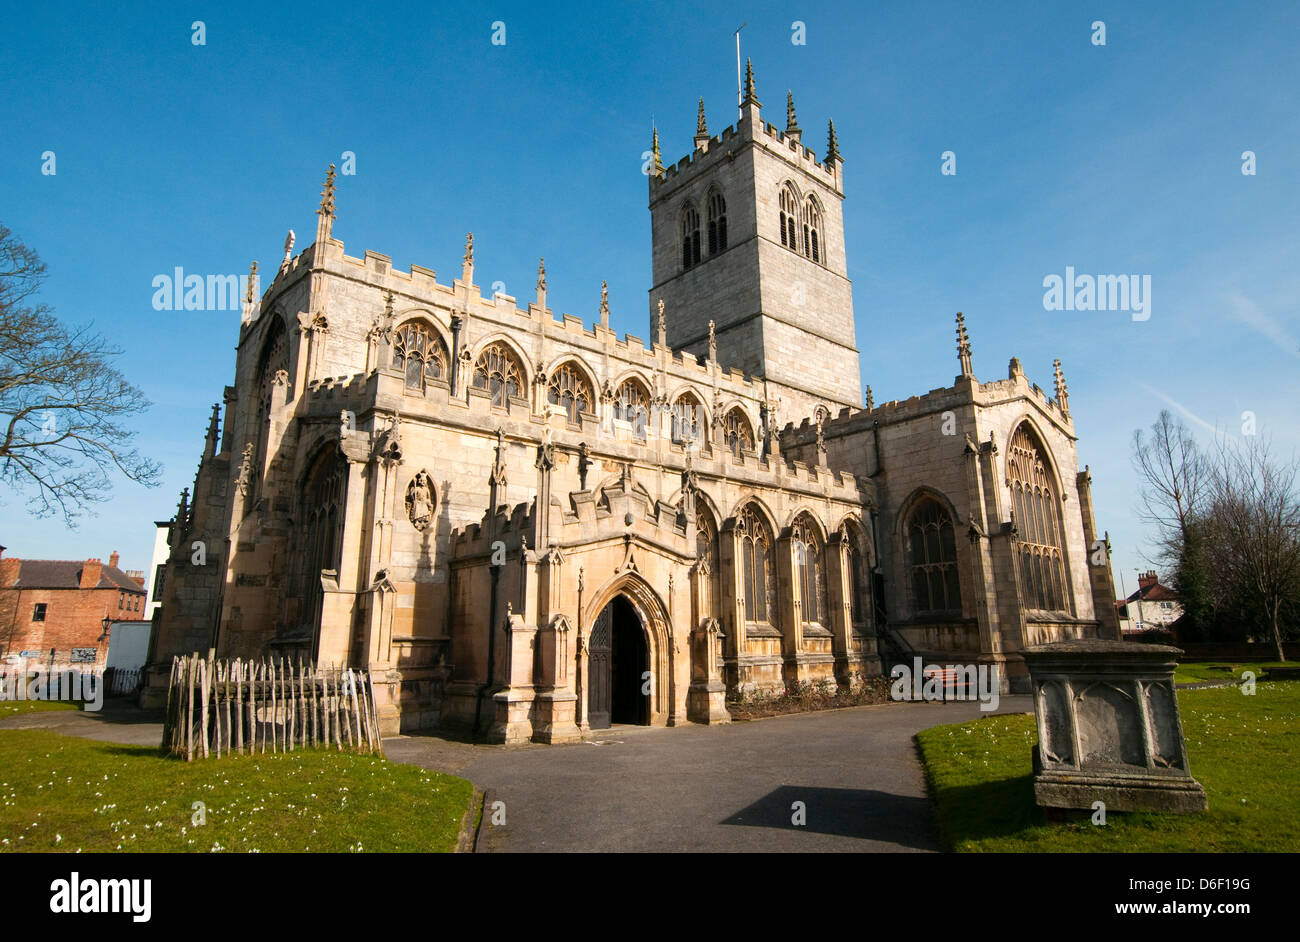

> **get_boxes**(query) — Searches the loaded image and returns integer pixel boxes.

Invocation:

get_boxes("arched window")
[681,205,701,269]
[670,392,704,447]
[1008,424,1070,613]
[779,185,800,251]
[792,515,827,627]
[804,197,823,264]
[906,497,961,614]
[547,362,593,425]
[614,378,651,440]
[299,448,348,641]
[843,522,871,627]
[250,317,287,509]
[737,506,773,624]
[707,191,727,255]
[392,321,448,391]
[695,496,719,617]
[724,408,755,458]
[472,342,524,410]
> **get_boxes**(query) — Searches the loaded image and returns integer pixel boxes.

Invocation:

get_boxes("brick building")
[147,63,1121,739]
[0,547,147,669]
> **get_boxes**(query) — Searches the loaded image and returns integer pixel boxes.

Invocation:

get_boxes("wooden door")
[588,604,612,729]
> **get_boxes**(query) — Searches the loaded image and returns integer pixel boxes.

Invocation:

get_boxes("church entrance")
[587,595,649,729]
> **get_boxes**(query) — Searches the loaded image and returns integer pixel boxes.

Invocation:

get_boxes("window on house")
[907,497,961,614]
[32,603,46,622]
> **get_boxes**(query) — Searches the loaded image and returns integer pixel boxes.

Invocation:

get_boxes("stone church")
[145,64,1120,741]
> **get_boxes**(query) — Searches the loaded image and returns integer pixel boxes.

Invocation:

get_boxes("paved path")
[0,701,163,746]
[385,696,1032,853]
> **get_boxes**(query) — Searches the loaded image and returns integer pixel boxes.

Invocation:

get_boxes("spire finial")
[742,58,760,107]
[463,232,474,266]
[865,385,874,411]
[786,90,799,133]
[825,119,841,165]
[245,261,258,305]
[656,298,667,347]
[697,98,708,135]
[1053,358,1070,415]
[651,125,663,175]
[956,312,974,378]
[536,258,546,292]
[599,280,610,329]
[707,319,717,362]
[319,164,337,217]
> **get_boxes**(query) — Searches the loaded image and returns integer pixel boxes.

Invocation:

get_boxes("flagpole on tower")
[734,22,746,119]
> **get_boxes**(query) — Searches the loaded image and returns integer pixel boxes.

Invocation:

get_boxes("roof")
[6,560,147,593]
[1125,582,1179,604]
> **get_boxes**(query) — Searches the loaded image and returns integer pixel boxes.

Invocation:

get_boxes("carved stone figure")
[406,471,435,531]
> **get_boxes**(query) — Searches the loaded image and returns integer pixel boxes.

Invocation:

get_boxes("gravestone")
[1022,640,1207,814]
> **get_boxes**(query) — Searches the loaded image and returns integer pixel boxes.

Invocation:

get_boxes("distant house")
[1117,570,1182,635]
[0,547,148,669]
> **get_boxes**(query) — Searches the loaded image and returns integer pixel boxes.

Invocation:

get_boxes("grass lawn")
[0,700,80,717]
[1174,661,1289,685]
[0,730,475,853]
[916,681,1300,852]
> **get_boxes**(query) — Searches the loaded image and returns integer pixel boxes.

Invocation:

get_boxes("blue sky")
[2,0,1297,602]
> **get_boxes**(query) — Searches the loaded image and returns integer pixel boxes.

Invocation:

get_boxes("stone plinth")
[1022,640,1207,814]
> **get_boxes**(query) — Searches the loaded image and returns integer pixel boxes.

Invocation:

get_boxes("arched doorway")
[588,595,649,729]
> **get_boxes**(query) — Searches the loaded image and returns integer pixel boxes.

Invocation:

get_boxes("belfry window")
[779,186,799,251]
[907,497,961,614]
[681,205,701,269]
[737,506,773,624]
[547,362,593,426]
[1008,424,1070,613]
[472,342,524,411]
[392,321,448,391]
[805,198,822,264]
[707,192,727,255]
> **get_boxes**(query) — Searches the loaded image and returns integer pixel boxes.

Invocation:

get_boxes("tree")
[0,224,160,524]
[1203,437,1300,662]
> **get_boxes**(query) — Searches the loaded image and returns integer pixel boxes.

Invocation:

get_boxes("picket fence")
[162,655,383,760]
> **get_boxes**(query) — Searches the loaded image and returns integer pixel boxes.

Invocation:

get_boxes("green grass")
[916,682,1300,852]
[0,730,474,853]
[0,700,79,717]
[1174,661,1289,685]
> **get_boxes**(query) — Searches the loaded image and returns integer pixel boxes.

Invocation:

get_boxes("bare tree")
[0,223,160,524]
[1204,437,1300,661]
[1132,409,1208,568]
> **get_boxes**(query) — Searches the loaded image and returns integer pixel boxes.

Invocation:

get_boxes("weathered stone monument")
[1023,640,1207,814]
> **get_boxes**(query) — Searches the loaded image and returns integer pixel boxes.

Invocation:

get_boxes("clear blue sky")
[2,0,1297,602]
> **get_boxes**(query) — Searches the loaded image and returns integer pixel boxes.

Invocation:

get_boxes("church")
[144,63,1120,742]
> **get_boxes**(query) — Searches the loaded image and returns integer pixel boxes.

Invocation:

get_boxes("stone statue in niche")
[406,471,435,531]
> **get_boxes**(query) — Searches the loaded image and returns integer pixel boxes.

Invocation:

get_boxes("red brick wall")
[1,586,142,667]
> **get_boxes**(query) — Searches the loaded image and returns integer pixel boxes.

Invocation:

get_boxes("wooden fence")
[162,655,383,760]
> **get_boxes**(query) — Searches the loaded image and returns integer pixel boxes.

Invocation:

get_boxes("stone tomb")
[1022,640,1207,814]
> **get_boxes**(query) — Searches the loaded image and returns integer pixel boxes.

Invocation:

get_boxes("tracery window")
[695,496,719,616]
[779,185,799,251]
[546,362,593,425]
[792,515,827,626]
[804,197,823,264]
[681,205,701,269]
[907,497,961,614]
[848,537,871,626]
[300,448,348,640]
[707,192,727,255]
[737,506,774,624]
[613,379,651,440]
[670,393,704,447]
[471,342,524,410]
[250,318,287,509]
[723,408,755,458]
[392,321,448,391]
[1008,424,1070,613]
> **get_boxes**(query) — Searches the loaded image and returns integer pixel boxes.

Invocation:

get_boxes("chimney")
[80,558,103,590]
[109,551,120,569]
[0,556,19,589]
[1137,571,1158,591]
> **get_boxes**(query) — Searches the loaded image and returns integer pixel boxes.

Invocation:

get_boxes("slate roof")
[7,560,147,592]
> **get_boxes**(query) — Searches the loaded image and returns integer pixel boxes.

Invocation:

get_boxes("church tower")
[648,63,861,419]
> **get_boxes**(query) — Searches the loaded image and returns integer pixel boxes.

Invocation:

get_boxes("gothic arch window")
[906,497,961,615]
[547,361,593,426]
[694,496,720,617]
[614,378,651,440]
[779,184,800,251]
[707,191,727,255]
[472,342,525,411]
[737,505,774,624]
[842,521,872,627]
[250,317,288,508]
[670,392,705,447]
[804,197,823,264]
[681,204,701,270]
[299,448,348,643]
[792,514,828,627]
[724,408,755,458]
[392,320,448,391]
[1008,423,1070,613]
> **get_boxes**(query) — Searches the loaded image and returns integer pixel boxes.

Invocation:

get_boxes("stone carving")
[406,471,436,531]
[236,443,254,496]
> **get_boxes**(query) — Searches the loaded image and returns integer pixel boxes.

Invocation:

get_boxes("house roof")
[7,560,147,593]
[1125,581,1179,604]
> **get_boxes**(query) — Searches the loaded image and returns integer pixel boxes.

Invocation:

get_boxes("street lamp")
[98,614,112,642]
